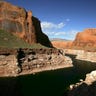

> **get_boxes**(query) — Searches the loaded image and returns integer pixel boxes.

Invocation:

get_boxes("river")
[0,54,96,96]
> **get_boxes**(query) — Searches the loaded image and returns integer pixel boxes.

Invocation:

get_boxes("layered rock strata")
[64,49,96,62]
[0,48,73,77]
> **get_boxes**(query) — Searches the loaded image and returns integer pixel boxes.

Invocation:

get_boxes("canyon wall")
[52,28,96,51]
[73,28,96,50]
[0,1,52,47]
[51,41,73,49]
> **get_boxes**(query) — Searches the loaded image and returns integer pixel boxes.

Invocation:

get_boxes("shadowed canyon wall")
[0,1,52,47]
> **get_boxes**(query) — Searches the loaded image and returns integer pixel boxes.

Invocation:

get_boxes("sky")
[4,0,96,40]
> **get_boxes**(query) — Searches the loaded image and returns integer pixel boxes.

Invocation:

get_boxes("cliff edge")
[0,1,52,47]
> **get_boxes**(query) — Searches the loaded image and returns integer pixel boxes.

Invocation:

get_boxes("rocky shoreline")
[68,70,96,96]
[19,55,72,76]
[64,49,96,96]
[0,48,73,77]
[65,49,96,62]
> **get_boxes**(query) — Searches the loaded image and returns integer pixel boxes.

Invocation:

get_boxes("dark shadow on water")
[65,53,96,74]
[18,67,79,96]
[0,77,22,96]
[0,53,96,96]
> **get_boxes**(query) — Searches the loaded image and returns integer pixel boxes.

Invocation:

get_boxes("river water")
[0,54,96,96]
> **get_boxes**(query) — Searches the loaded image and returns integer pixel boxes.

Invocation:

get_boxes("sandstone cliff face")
[51,41,73,49]
[0,1,52,47]
[73,29,96,48]
[52,29,96,51]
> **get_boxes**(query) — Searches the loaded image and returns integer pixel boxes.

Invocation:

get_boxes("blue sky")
[5,0,96,40]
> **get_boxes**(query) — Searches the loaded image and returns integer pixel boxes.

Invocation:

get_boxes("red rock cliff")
[51,29,96,50]
[0,1,52,47]
[73,28,96,48]
[51,41,73,49]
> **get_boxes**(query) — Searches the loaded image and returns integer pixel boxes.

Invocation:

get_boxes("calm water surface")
[0,54,96,96]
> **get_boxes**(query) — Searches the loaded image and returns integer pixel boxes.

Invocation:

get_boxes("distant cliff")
[52,28,96,51]
[0,1,52,47]
[51,40,73,49]
[73,28,96,50]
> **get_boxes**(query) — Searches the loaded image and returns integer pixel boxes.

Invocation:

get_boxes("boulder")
[68,70,96,96]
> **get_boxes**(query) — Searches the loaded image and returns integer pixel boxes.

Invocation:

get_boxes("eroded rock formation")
[68,70,96,96]
[64,49,96,62]
[0,48,73,77]
[0,1,52,47]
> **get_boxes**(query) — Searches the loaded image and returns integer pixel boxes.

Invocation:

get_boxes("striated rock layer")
[0,48,73,77]
[0,1,52,47]
[64,49,96,62]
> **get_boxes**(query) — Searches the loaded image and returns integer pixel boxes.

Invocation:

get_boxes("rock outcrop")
[0,1,52,47]
[68,70,96,96]
[73,28,96,50]
[64,49,96,62]
[76,51,96,62]
[0,48,73,77]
